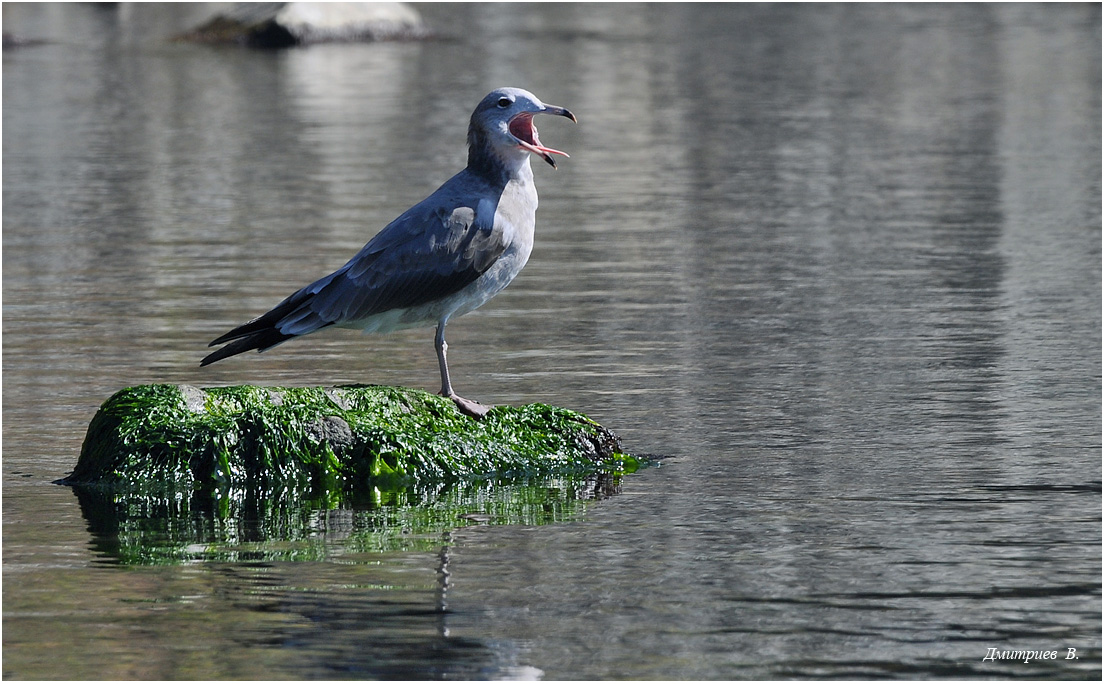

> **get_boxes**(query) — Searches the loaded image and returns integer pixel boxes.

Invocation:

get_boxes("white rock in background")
[275,2,426,42]
[178,2,431,46]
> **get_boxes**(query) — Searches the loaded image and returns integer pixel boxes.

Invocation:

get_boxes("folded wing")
[201,192,506,366]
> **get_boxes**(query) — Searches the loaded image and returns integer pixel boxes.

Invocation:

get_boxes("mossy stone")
[63,384,638,493]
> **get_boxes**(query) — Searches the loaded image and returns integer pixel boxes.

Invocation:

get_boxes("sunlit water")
[3,3,1101,679]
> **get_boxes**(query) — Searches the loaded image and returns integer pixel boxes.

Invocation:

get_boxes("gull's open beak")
[509,105,577,168]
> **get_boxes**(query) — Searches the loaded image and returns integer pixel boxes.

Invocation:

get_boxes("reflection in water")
[70,475,625,565]
[3,2,1100,680]
[61,476,622,678]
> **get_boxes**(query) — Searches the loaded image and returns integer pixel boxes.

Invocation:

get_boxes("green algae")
[65,384,638,492]
[61,384,646,564]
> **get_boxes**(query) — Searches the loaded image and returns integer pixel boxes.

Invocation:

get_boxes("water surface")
[3,3,1101,679]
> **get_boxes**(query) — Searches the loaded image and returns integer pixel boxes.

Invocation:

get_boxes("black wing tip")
[200,329,295,367]
[207,315,271,347]
[207,333,233,348]
[199,343,242,367]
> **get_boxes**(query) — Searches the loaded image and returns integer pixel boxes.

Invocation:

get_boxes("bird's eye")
[497,97,512,108]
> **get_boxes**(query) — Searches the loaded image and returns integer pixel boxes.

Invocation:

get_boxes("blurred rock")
[176,2,431,47]
[2,31,47,49]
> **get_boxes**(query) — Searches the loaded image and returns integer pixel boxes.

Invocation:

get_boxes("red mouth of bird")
[509,112,569,166]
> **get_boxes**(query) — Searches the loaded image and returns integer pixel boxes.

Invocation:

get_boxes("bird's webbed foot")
[444,393,491,419]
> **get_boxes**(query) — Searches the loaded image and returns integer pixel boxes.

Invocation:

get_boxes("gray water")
[3,2,1101,679]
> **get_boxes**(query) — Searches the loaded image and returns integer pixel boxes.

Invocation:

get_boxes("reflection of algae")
[73,476,623,565]
[65,384,639,489]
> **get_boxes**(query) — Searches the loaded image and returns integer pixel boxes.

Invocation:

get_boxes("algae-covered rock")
[63,384,637,494]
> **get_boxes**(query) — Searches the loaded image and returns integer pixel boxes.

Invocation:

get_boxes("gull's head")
[468,87,577,174]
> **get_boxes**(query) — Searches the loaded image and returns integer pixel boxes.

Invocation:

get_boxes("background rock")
[176,2,431,47]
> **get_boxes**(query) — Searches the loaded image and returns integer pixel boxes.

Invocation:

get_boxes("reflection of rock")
[68,474,623,564]
[176,2,431,47]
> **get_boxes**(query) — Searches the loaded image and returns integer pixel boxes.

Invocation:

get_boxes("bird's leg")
[435,321,490,419]
[434,321,455,397]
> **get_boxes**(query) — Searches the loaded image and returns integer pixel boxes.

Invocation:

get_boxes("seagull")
[201,87,576,418]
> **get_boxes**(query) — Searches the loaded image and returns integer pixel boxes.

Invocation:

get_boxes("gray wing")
[282,197,505,332]
[202,182,506,366]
